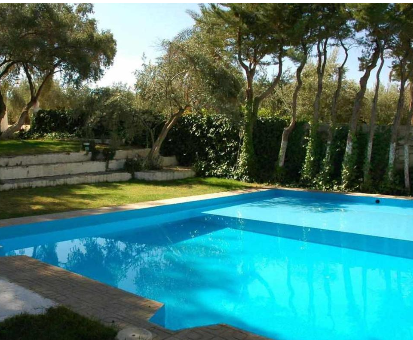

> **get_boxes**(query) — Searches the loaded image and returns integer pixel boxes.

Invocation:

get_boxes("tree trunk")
[0,91,6,123]
[146,107,186,166]
[341,40,381,187]
[313,39,328,126]
[0,67,53,140]
[237,70,257,178]
[388,72,408,181]
[278,47,307,168]
[0,100,36,140]
[301,39,328,181]
[364,52,385,184]
[344,41,381,158]
[237,47,283,180]
[404,83,413,193]
[324,40,349,166]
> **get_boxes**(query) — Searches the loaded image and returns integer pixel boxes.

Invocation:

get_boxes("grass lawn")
[0,177,261,220]
[0,306,117,340]
[0,139,82,156]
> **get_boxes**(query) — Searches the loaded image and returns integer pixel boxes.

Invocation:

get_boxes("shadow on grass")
[129,177,254,190]
[0,140,81,156]
[0,178,256,220]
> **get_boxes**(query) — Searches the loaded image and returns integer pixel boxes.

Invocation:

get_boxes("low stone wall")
[0,148,177,168]
[1,161,106,181]
[0,152,89,168]
[0,172,132,191]
[0,149,151,168]
[135,168,195,181]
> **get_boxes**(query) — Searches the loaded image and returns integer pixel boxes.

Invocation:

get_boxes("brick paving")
[0,256,268,340]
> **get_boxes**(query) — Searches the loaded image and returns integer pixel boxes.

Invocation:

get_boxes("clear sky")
[93,3,199,87]
[92,3,393,89]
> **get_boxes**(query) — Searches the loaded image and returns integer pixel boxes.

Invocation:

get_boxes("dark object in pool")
[375,199,380,204]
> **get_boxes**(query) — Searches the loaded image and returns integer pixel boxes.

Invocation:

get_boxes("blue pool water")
[1,190,413,340]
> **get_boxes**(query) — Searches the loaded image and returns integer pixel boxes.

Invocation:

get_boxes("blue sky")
[92,3,393,89]
[93,3,199,87]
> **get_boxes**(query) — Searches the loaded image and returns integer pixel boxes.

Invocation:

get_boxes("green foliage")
[81,85,143,142]
[317,127,348,190]
[282,122,308,183]
[301,125,327,185]
[163,114,307,184]
[0,3,116,139]
[236,106,257,182]
[370,128,391,186]
[29,109,87,136]
[341,134,358,190]
[102,147,116,169]
[163,114,240,178]
[253,116,286,182]
[0,306,117,340]
[124,157,143,178]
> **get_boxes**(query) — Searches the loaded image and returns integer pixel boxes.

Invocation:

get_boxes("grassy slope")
[0,178,260,220]
[0,140,81,156]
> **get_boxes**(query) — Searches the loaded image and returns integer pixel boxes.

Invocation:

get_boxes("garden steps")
[0,149,151,167]
[0,160,128,181]
[0,171,132,191]
[134,167,196,181]
[0,148,181,190]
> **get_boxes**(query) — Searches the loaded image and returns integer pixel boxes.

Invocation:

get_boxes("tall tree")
[193,4,296,180]
[278,5,314,169]
[341,3,391,188]
[0,4,116,140]
[386,4,413,182]
[319,41,350,183]
[301,4,344,182]
[404,82,413,193]
[363,50,385,186]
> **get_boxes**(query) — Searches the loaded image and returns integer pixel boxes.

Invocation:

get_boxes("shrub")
[124,157,143,178]
[30,109,87,136]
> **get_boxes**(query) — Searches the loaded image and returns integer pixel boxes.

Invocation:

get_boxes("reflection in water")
[32,244,59,266]
[3,215,413,340]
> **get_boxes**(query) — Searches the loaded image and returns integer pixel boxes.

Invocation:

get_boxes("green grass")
[0,306,117,340]
[0,139,81,156]
[0,178,260,220]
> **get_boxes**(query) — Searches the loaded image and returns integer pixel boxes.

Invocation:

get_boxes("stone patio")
[0,256,267,340]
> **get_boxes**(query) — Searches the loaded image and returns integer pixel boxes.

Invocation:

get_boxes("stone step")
[0,171,132,191]
[0,160,127,181]
[134,167,195,181]
[0,149,151,167]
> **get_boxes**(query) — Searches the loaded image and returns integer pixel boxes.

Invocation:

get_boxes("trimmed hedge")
[162,115,308,183]
[162,114,410,195]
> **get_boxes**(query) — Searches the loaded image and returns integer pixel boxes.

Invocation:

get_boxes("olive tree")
[0,3,116,139]
[135,31,242,167]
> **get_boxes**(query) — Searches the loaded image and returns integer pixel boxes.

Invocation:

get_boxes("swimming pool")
[0,189,412,340]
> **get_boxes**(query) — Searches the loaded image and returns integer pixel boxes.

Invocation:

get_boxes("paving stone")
[0,256,269,340]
